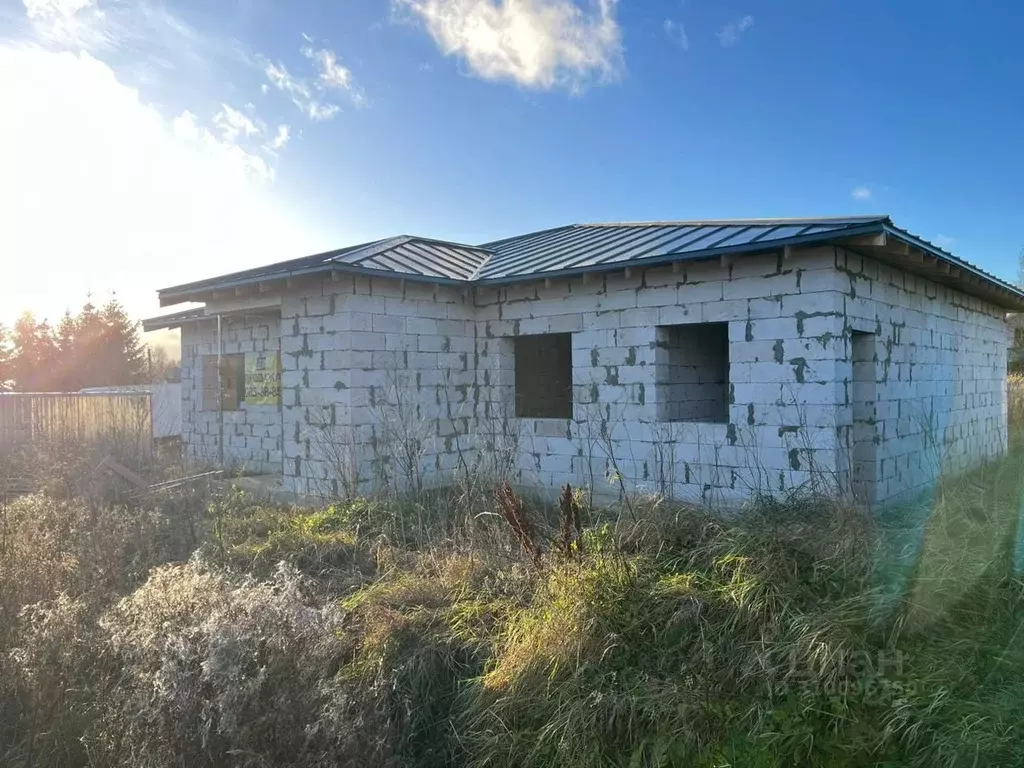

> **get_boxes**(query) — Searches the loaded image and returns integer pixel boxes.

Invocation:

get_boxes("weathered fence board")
[0,393,153,453]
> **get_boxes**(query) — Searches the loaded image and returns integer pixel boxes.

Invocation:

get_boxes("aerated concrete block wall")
[469,247,1009,506]
[182,244,1010,508]
[278,275,479,498]
[180,315,282,474]
[834,248,1009,504]
[473,249,852,505]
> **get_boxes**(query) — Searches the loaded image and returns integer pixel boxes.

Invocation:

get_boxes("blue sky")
[1,0,1023,330]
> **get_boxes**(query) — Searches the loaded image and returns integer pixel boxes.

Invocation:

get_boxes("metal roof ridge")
[403,234,494,252]
[334,234,494,268]
[572,215,892,228]
[331,235,414,266]
[477,224,575,249]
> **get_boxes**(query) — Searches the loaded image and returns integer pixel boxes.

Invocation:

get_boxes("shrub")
[90,561,365,767]
[0,494,194,640]
[2,593,109,767]
[1,460,1022,767]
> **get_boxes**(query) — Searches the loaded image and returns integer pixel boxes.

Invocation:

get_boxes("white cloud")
[717,14,753,47]
[23,0,94,21]
[663,18,688,50]
[933,234,956,250]
[173,110,271,182]
[851,185,872,201]
[265,60,313,105]
[0,45,319,326]
[20,0,219,67]
[302,45,367,107]
[22,0,108,48]
[213,103,261,142]
[395,0,623,91]
[304,46,351,89]
[306,102,340,120]
[267,124,291,151]
[263,58,345,121]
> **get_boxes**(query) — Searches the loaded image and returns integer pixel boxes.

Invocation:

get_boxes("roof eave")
[157,261,467,307]
[881,223,1024,298]
[155,218,1024,313]
[475,221,1024,310]
[142,309,209,332]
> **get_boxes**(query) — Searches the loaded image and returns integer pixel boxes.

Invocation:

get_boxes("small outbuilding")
[144,216,1024,507]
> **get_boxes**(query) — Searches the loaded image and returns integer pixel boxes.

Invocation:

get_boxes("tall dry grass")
[0,389,1022,766]
[1009,373,1024,434]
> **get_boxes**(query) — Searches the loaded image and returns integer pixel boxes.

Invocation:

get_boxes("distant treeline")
[0,299,166,392]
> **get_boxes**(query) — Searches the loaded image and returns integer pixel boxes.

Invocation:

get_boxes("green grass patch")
[3,448,1024,767]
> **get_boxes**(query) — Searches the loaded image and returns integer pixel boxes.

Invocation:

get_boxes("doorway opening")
[851,331,878,505]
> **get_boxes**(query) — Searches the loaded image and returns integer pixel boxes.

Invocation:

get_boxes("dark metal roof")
[159,236,491,303]
[142,307,208,331]
[155,216,1024,310]
[159,239,385,297]
[142,305,283,331]
[333,236,491,280]
[476,216,889,279]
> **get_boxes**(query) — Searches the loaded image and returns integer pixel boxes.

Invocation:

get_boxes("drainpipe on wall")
[216,313,224,467]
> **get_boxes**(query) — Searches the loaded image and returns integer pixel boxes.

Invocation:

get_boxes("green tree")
[53,309,79,390]
[99,299,146,386]
[10,313,60,391]
[5,299,148,390]
[72,299,107,388]
[55,310,76,354]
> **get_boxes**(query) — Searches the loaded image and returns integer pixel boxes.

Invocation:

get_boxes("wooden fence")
[0,393,153,454]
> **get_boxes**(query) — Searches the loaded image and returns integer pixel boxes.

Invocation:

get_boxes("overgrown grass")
[1,425,1023,765]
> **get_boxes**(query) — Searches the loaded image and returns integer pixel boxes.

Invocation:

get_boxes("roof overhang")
[157,235,490,307]
[844,223,1024,311]
[158,261,466,308]
[153,218,1024,312]
[470,221,1024,310]
[142,308,207,331]
[142,303,281,332]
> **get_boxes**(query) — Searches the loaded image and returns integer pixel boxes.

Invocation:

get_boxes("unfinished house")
[144,216,1024,507]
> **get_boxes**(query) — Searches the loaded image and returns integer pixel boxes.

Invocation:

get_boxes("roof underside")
[141,307,207,332]
[154,216,1024,312]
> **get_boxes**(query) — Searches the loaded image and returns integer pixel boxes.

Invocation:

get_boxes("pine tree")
[35,320,60,389]
[100,299,146,385]
[74,299,106,388]
[54,310,79,390]
[5,299,148,391]
[10,313,60,391]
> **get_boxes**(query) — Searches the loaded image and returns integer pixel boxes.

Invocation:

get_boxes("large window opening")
[202,353,246,411]
[514,333,573,419]
[656,323,730,423]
